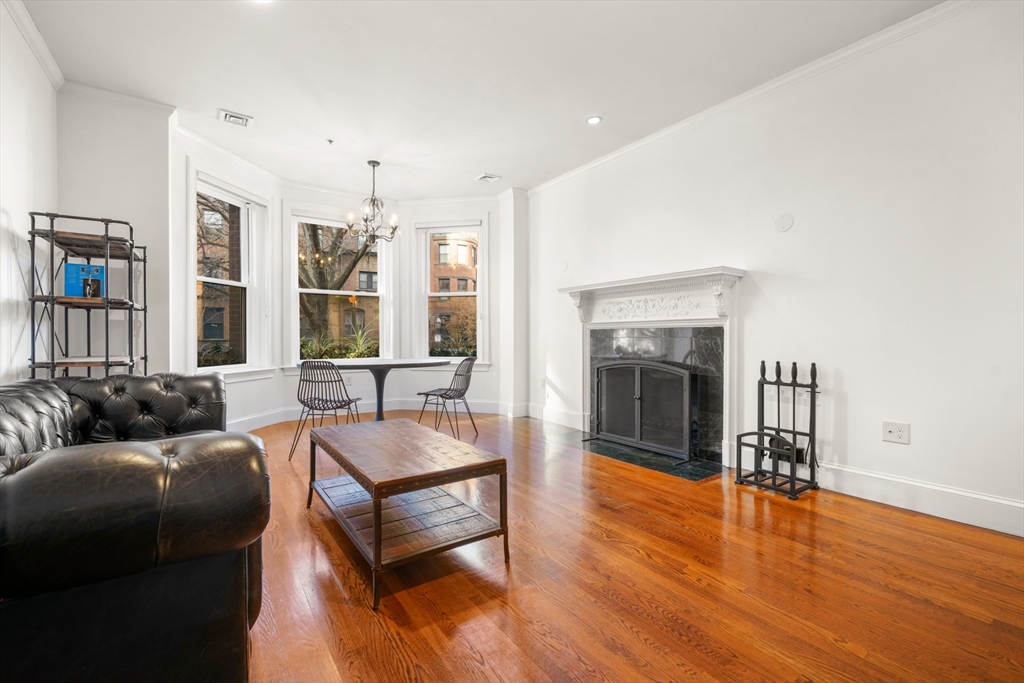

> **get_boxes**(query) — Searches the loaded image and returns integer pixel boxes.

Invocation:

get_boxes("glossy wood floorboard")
[249,412,1024,683]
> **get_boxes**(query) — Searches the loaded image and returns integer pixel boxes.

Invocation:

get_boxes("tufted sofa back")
[0,373,225,456]
[0,381,79,456]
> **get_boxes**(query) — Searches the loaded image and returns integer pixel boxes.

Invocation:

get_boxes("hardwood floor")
[249,412,1024,682]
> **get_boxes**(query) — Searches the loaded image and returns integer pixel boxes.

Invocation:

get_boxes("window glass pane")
[299,293,380,359]
[197,281,246,366]
[457,278,468,292]
[197,192,242,281]
[438,277,450,292]
[429,232,477,293]
[297,222,377,292]
[358,271,377,292]
[427,296,476,357]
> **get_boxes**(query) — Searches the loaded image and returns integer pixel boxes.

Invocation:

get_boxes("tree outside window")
[197,191,247,367]
[297,221,379,359]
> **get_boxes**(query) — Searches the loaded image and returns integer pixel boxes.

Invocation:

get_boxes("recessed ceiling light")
[586,116,602,125]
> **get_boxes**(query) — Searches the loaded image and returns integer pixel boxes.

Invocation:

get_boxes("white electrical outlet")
[882,421,911,445]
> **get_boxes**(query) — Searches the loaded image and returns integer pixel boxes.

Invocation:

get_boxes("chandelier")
[346,160,398,243]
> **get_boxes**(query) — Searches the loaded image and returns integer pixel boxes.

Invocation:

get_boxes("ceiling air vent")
[218,109,254,128]
[476,173,502,184]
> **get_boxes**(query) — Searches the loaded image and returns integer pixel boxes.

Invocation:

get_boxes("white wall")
[56,83,174,372]
[528,2,1024,534]
[0,0,58,384]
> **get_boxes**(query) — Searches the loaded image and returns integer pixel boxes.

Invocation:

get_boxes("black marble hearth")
[590,325,724,463]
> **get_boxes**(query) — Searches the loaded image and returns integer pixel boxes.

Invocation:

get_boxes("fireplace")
[590,326,724,461]
[595,361,691,457]
[560,267,744,466]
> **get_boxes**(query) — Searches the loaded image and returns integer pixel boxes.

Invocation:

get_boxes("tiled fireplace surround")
[560,267,745,467]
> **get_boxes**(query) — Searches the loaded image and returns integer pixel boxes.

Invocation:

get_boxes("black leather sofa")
[0,372,271,683]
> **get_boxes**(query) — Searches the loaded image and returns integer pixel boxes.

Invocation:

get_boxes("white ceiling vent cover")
[218,109,254,128]
[476,173,502,183]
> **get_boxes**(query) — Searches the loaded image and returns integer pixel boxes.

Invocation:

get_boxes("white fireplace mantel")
[558,266,746,323]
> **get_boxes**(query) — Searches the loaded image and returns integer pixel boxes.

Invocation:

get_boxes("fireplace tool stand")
[736,361,819,500]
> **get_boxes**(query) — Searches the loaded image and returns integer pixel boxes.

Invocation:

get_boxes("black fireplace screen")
[596,361,690,458]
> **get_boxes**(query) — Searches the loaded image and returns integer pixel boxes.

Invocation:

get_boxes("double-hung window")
[196,188,250,367]
[297,220,380,358]
[427,231,478,356]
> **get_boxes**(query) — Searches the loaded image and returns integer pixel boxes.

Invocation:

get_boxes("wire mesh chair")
[416,357,478,439]
[288,360,360,460]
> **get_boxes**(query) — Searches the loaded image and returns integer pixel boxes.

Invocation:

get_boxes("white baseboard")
[529,405,583,430]
[228,399,499,432]
[819,463,1024,537]
[500,402,530,419]
[228,407,297,433]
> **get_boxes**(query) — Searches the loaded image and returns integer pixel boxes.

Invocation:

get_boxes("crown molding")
[59,81,175,116]
[3,0,63,90]
[529,0,987,196]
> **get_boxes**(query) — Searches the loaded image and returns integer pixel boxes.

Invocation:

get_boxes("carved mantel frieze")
[558,266,745,324]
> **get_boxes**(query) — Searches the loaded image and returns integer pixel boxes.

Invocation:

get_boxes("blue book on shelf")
[65,264,105,298]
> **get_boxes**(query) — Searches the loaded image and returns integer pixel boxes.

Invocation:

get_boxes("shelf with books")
[28,212,148,378]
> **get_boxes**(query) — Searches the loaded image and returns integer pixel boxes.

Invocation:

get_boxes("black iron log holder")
[735,361,819,500]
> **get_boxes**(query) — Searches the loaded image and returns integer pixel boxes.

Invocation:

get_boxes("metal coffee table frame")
[307,420,509,609]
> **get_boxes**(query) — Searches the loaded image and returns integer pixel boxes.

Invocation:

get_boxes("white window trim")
[415,216,489,364]
[187,160,270,374]
[284,200,392,365]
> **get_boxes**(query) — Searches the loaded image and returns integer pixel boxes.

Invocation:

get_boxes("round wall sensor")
[775,214,794,232]
[560,260,569,272]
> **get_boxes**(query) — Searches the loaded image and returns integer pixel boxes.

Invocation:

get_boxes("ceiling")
[25,0,941,200]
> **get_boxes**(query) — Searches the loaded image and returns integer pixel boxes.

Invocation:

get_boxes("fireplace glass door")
[596,362,690,458]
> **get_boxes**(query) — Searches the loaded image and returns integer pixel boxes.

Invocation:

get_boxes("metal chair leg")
[333,410,339,426]
[462,398,478,435]
[442,399,456,438]
[288,407,311,461]
[451,399,461,440]
[417,396,430,425]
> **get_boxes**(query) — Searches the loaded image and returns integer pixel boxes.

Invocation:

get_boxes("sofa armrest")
[0,432,269,599]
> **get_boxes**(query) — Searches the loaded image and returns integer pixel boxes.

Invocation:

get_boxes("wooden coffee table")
[307,418,509,609]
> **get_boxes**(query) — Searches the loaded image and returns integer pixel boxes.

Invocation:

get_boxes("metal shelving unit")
[29,212,148,378]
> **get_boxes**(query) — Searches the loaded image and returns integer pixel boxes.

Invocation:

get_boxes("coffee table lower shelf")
[312,475,505,606]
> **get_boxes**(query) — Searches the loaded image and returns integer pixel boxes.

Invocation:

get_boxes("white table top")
[297,358,453,370]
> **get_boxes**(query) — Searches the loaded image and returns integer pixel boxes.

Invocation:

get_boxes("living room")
[1,1,1022,681]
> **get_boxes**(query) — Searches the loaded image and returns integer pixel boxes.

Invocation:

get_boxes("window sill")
[279,361,490,375]
[203,366,278,383]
